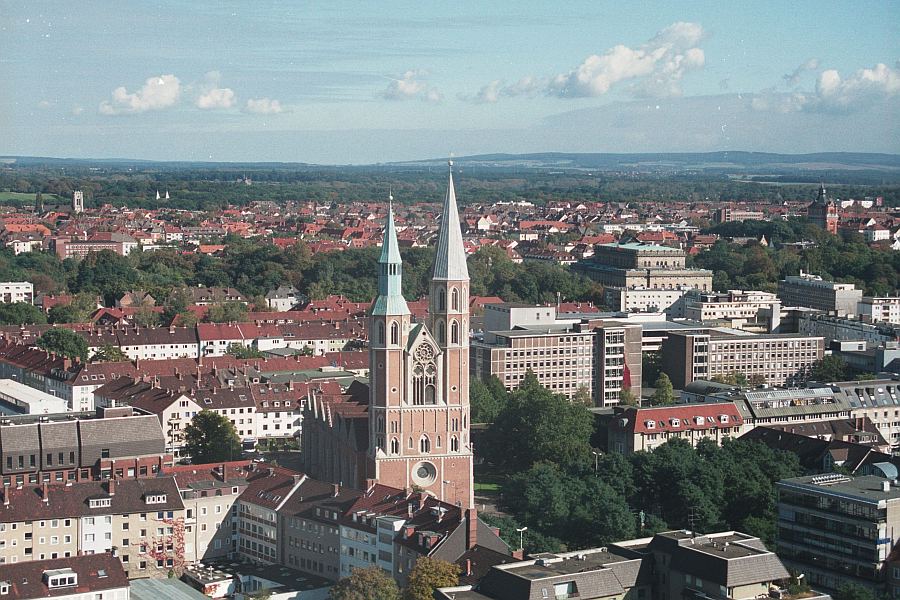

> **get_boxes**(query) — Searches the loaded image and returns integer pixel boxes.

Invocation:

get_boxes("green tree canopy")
[226,343,265,359]
[91,344,128,363]
[329,566,400,600]
[0,302,46,325]
[649,373,675,406]
[469,376,507,424]
[184,410,243,464]
[811,355,848,382]
[36,327,88,362]
[71,250,139,306]
[404,557,460,600]
[205,301,248,323]
[485,371,593,471]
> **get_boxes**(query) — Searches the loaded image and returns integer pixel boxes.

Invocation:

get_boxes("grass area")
[474,462,507,496]
[474,481,500,493]
[0,191,62,202]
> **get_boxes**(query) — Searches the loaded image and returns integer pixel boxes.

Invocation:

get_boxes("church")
[302,165,474,509]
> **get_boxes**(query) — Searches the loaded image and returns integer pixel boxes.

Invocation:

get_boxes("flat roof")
[599,242,682,252]
[502,547,636,580]
[778,474,900,503]
[0,378,68,407]
[657,530,768,559]
[199,559,331,592]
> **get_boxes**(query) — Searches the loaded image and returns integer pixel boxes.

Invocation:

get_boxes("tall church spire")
[372,198,410,316]
[432,161,469,281]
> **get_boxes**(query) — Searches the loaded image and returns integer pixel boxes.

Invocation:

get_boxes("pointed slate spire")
[816,182,827,203]
[432,161,469,281]
[372,195,409,316]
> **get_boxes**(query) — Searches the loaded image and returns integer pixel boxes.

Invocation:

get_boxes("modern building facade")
[777,273,863,316]
[777,473,900,593]
[0,281,34,304]
[859,297,900,325]
[679,289,781,332]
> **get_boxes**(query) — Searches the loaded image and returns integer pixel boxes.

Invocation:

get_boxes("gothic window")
[438,288,446,311]
[451,436,459,452]
[451,418,459,431]
[419,435,431,454]
[408,437,413,449]
[376,416,384,431]
[412,344,438,406]
[390,421,398,434]
[451,287,459,311]
[390,321,399,345]
[390,438,399,454]
[438,321,446,344]
[377,322,385,345]
[450,320,459,344]
[436,436,442,448]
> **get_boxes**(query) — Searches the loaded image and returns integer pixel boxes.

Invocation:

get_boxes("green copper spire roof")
[432,162,469,281]
[372,196,410,316]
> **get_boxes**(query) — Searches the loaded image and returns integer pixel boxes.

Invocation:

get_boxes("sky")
[1,1,898,164]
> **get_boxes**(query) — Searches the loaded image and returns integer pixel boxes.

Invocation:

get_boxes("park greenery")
[183,410,243,464]
[474,372,803,552]
[36,327,89,362]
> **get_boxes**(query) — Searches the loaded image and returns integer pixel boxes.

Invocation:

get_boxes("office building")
[777,473,900,592]
[679,289,781,332]
[661,331,824,389]
[777,273,863,316]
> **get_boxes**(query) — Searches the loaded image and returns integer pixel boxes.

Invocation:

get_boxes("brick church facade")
[302,166,474,508]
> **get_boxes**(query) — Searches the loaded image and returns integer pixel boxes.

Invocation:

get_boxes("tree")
[0,302,46,325]
[133,305,161,327]
[226,343,265,359]
[469,377,507,423]
[329,566,400,600]
[404,557,459,600]
[649,373,675,406]
[618,388,638,406]
[184,410,243,464]
[72,250,139,306]
[833,583,875,600]
[573,386,593,406]
[36,328,88,362]
[91,344,127,363]
[205,301,248,323]
[486,371,593,471]
[811,355,848,382]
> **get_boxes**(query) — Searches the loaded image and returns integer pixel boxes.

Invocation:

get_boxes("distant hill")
[394,151,900,173]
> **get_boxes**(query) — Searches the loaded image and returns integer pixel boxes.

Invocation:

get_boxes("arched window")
[438,288,446,311]
[424,384,436,405]
[450,320,459,344]
[411,344,437,406]
[451,288,459,311]
[408,437,413,449]
[438,320,446,344]
[436,436,442,448]
[377,322,385,345]
[390,321,399,345]
[419,436,430,453]
[390,438,399,454]
[451,436,459,452]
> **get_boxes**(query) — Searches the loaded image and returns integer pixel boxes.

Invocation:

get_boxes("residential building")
[798,313,899,346]
[831,378,900,451]
[603,285,691,314]
[53,233,138,259]
[777,272,863,316]
[0,477,185,578]
[608,402,746,453]
[777,473,900,592]
[437,530,792,600]
[0,406,169,487]
[678,289,781,332]
[714,207,765,223]
[661,331,824,389]
[859,297,900,325]
[265,285,303,312]
[0,281,33,304]
[237,466,305,565]
[0,553,129,600]
[574,242,713,291]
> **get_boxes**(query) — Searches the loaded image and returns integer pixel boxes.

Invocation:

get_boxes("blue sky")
[2,1,898,163]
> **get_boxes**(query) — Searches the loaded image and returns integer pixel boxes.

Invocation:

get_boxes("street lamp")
[515,526,527,552]
[591,450,601,474]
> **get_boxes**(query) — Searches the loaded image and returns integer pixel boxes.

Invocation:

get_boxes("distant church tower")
[72,190,84,214]
[368,165,474,508]
[807,183,838,234]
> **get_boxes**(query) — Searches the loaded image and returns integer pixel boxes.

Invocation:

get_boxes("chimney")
[857,416,865,431]
[108,478,116,496]
[465,508,478,550]
[2,482,9,507]
[42,482,49,503]
[332,483,340,497]
[220,464,228,482]
[465,559,473,577]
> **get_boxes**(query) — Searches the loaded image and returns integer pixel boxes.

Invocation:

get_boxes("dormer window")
[44,569,77,589]
[670,418,680,427]
[645,420,655,429]
[694,417,705,426]
[89,497,112,509]
[144,494,167,505]
[719,415,729,423]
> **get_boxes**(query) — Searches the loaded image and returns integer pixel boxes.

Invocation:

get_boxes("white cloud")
[548,21,706,98]
[245,97,283,114]
[195,71,236,109]
[473,80,502,103]
[99,74,181,115]
[754,62,900,114]
[783,58,819,86]
[503,76,543,98]
[383,70,442,103]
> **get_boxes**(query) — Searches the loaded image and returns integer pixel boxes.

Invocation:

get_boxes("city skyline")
[2,1,899,163]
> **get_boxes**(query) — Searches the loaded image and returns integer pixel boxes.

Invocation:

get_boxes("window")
[419,436,431,453]
[451,288,459,311]
[390,438,399,454]
[390,321,399,345]
[450,320,459,344]
[377,322,385,345]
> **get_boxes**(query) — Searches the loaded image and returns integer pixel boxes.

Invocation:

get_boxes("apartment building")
[84,326,201,361]
[0,407,169,487]
[53,234,138,259]
[798,313,899,346]
[777,473,900,593]
[661,331,824,389]
[437,530,792,600]
[0,553,129,600]
[575,242,713,291]
[0,281,34,304]
[832,379,900,451]
[237,466,305,565]
[0,477,185,578]
[607,402,746,453]
[859,297,900,325]
[777,273,863,316]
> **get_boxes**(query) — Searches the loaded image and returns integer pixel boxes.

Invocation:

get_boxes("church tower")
[368,169,474,509]
[807,183,839,234]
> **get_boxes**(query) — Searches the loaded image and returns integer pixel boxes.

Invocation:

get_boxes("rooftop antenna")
[688,507,699,537]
